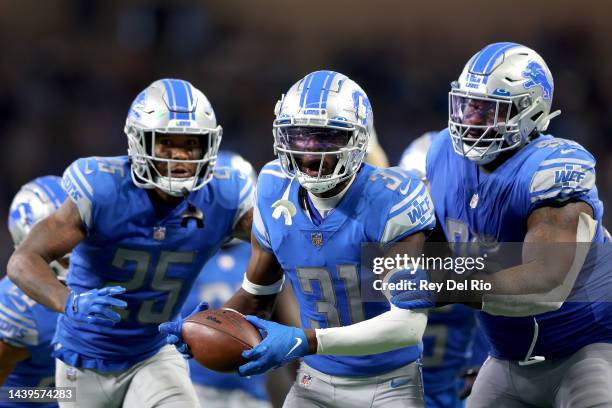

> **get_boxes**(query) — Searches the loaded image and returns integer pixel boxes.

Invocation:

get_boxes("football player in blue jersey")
[0,176,68,408]
[7,79,254,407]
[161,70,437,407]
[181,151,271,408]
[422,43,612,407]
[400,132,489,408]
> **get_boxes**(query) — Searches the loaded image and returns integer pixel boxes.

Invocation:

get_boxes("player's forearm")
[7,250,69,313]
[477,259,556,295]
[471,224,593,317]
[439,248,572,301]
[479,250,584,316]
[226,267,285,318]
[309,307,427,356]
[223,288,277,320]
[441,260,565,315]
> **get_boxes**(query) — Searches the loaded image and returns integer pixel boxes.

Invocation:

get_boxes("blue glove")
[158,302,209,358]
[64,286,127,327]
[388,268,436,309]
[238,316,309,377]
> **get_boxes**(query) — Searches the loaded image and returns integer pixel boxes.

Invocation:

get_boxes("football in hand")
[181,308,262,372]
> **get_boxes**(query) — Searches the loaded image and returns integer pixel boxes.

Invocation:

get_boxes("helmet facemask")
[448,89,536,164]
[274,122,368,194]
[126,125,222,196]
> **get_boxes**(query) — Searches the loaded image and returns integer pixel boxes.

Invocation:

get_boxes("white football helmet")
[273,70,373,193]
[449,42,561,164]
[124,79,222,196]
[8,176,69,280]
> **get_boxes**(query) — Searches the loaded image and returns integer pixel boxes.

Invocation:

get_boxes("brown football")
[182,308,262,372]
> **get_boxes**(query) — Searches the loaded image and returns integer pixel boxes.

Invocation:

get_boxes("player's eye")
[186,138,201,147]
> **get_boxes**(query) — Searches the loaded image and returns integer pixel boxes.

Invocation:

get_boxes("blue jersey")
[0,277,57,408]
[422,306,490,408]
[400,133,489,404]
[427,131,612,360]
[468,327,489,368]
[181,242,268,401]
[399,132,488,408]
[422,305,486,393]
[253,161,435,377]
[54,156,253,371]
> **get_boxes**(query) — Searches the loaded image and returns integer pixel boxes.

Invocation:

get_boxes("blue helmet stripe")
[182,80,196,120]
[470,42,517,75]
[319,71,337,110]
[304,71,334,109]
[469,43,505,72]
[162,79,176,120]
[482,43,520,83]
[32,176,66,209]
[299,73,316,109]
[169,79,190,120]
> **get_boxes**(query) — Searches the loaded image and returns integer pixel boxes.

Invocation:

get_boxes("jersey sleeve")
[369,167,436,245]
[0,285,41,350]
[62,158,96,231]
[232,168,255,228]
[61,156,126,234]
[251,161,288,252]
[527,146,597,213]
[424,130,448,183]
[211,166,255,238]
[252,189,272,252]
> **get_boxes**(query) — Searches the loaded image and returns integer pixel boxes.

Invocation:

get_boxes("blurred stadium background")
[1,0,611,266]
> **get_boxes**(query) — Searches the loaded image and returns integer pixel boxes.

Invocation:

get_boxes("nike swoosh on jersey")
[285,337,303,358]
[560,148,577,154]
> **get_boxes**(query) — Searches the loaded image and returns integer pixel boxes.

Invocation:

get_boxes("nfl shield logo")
[300,374,313,388]
[311,232,323,247]
[153,226,166,241]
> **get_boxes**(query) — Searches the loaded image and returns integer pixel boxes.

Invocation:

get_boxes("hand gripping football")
[181,308,262,372]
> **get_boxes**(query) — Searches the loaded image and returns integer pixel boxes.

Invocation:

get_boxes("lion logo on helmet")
[522,61,553,100]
